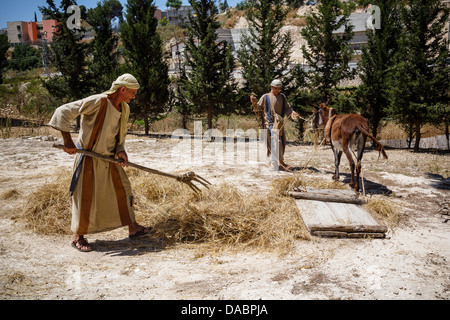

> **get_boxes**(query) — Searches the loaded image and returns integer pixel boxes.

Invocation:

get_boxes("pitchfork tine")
[193,174,211,188]
[176,172,211,193]
[186,182,200,194]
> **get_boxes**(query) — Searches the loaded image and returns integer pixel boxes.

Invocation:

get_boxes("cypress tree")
[121,0,170,135]
[285,0,305,9]
[356,1,402,140]
[39,0,90,103]
[86,0,123,93]
[0,34,9,84]
[174,70,196,130]
[386,0,449,152]
[166,0,189,129]
[179,0,236,129]
[301,0,355,103]
[237,0,294,98]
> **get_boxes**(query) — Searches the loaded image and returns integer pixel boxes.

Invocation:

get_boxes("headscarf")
[102,73,140,146]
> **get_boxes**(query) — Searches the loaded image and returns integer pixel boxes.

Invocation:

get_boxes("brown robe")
[49,94,135,234]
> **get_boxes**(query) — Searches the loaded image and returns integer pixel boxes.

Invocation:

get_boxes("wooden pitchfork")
[53,144,211,194]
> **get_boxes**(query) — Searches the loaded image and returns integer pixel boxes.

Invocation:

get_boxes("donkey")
[311,103,388,192]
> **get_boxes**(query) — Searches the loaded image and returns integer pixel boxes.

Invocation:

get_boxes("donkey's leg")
[343,140,355,188]
[333,148,343,181]
[354,135,367,192]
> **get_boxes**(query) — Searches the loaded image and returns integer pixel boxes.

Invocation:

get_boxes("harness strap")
[69,143,84,196]
[324,115,338,144]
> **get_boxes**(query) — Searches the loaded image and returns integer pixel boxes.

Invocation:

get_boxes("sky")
[0,0,240,29]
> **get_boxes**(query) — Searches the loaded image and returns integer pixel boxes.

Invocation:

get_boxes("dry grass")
[378,121,446,140]
[286,10,307,27]
[19,167,311,254]
[365,197,399,230]
[271,173,346,196]
[20,169,72,235]
[272,174,307,195]
[0,125,54,139]
[217,9,246,29]
[0,188,20,200]
[19,165,399,250]
[130,168,310,254]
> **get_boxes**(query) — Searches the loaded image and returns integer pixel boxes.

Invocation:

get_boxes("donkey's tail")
[356,124,388,160]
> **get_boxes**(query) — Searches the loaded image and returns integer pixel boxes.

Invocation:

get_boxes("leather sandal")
[71,237,93,252]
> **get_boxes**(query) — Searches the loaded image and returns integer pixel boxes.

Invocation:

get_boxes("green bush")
[9,44,42,71]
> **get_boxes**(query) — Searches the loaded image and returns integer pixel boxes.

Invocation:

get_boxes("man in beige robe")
[250,79,299,171]
[49,73,151,252]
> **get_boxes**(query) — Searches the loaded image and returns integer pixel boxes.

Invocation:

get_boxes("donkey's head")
[311,103,336,132]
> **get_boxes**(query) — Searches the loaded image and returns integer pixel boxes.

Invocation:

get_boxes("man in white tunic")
[49,74,151,252]
[250,79,299,171]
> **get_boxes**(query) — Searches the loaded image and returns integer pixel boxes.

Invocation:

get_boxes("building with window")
[333,12,371,63]
[164,5,193,26]
[7,19,58,45]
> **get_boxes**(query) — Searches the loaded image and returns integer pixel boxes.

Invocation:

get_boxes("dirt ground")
[0,129,449,301]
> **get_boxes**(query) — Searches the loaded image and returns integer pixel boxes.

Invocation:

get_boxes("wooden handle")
[52,144,179,180]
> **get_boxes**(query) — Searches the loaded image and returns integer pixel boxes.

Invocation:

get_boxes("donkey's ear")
[328,108,337,118]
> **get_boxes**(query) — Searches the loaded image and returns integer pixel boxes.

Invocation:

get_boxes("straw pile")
[365,197,399,229]
[271,173,346,195]
[20,168,310,253]
[0,188,20,201]
[130,168,310,253]
[21,169,72,235]
[20,167,398,250]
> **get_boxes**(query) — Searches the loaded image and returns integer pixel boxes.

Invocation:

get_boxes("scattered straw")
[19,168,310,254]
[20,170,72,235]
[0,188,20,200]
[19,166,399,251]
[365,197,399,230]
[272,174,307,195]
[127,168,310,253]
[272,173,346,196]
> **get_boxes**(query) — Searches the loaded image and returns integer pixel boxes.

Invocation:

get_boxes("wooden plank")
[288,191,367,205]
[295,200,378,227]
[294,197,388,239]
[304,187,358,197]
[308,225,388,233]
[346,232,386,239]
[327,202,379,225]
[295,200,330,226]
[311,231,386,239]
[311,231,348,238]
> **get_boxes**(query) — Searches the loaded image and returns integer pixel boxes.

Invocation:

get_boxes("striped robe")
[255,92,294,163]
[49,94,135,234]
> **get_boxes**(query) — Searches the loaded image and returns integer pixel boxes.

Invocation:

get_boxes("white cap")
[271,79,282,87]
[103,73,140,95]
